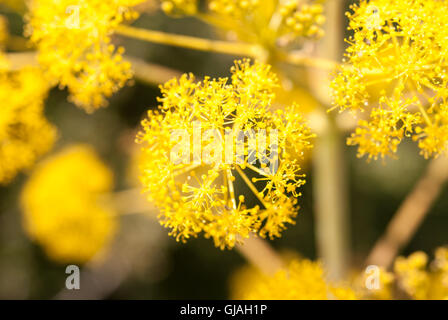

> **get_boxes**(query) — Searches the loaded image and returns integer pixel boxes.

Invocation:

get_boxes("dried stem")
[125,55,183,85]
[236,236,284,276]
[114,187,284,275]
[281,51,341,70]
[112,188,157,215]
[365,156,448,269]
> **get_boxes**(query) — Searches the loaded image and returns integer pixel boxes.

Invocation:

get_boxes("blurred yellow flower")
[161,0,197,15]
[25,0,146,112]
[0,14,8,47]
[395,248,448,300]
[278,0,325,40]
[231,259,357,300]
[332,0,448,160]
[161,0,325,45]
[0,67,56,184]
[356,266,394,300]
[21,145,117,263]
[0,0,26,12]
[137,59,314,249]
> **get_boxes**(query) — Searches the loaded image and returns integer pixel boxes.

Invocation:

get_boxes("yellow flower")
[161,0,197,15]
[21,145,117,263]
[355,266,394,300]
[137,59,314,249]
[278,0,325,40]
[0,67,56,184]
[332,0,448,159]
[160,0,325,45]
[395,248,448,299]
[231,259,357,300]
[25,0,146,112]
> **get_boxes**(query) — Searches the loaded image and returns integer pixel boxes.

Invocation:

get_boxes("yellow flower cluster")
[332,0,448,160]
[208,0,259,19]
[160,0,325,45]
[161,0,259,18]
[0,67,56,184]
[279,0,325,39]
[231,259,357,299]
[394,248,448,300]
[137,59,314,249]
[21,145,117,263]
[26,0,146,112]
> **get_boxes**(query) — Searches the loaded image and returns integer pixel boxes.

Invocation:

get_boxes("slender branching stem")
[116,25,263,58]
[366,156,448,269]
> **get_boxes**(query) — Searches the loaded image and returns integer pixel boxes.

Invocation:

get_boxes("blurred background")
[0,0,447,299]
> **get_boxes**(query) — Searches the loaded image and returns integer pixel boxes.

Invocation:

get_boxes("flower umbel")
[137,59,314,249]
[332,0,448,160]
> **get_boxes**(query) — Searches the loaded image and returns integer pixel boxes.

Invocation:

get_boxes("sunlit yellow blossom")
[347,95,421,160]
[394,249,448,300]
[231,259,357,300]
[0,67,56,184]
[26,0,146,112]
[137,59,314,249]
[21,145,117,263]
[332,0,448,159]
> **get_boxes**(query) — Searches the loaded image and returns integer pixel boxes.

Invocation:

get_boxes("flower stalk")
[116,25,263,58]
[310,0,350,281]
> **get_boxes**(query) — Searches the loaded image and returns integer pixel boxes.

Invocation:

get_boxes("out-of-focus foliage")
[21,145,117,263]
[394,248,448,299]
